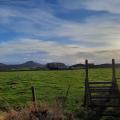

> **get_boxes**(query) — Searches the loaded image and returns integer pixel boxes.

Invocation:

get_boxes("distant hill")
[0,61,120,71]
[0,63,7,66]
[95,63,120,68]
[70,63,120,69]
[70,64,84,69]
[0,61,46,71]
[19,61,43,68]
[70,63,94,69]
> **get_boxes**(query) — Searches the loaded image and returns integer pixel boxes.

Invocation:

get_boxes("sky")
[0,0,120,64]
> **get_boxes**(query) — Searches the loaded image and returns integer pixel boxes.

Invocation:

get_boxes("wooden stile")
[83,59,120,117]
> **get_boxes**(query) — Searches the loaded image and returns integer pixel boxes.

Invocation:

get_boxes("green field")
[0,68,120,111]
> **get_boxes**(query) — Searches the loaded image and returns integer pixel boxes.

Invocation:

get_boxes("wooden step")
[89,86,112,89]
[90,88,112,90]
[90,104,120,107]
[91,95,119,99]
[91,98,110,101]
[101,112,120,117]
[90,88,112,93]
[91,99,109,103]
[89,81,112,84]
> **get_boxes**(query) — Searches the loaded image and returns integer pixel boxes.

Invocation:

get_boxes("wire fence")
[0,70,84,110]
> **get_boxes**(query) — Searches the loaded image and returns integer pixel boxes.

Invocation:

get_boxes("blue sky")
[0,0,120,64]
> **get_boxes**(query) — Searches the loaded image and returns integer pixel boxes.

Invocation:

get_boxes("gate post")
[84,59,89,107]
[112,59,116,84]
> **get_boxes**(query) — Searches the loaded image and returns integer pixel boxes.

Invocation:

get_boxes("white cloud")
[49,15,120,50]
[1,1,120,51]
[0,7,64,34]
[0,39,90,64]
[73,50,120,64]
[0,39,120,64]
[83,0,120,14]
[59,0,120,14]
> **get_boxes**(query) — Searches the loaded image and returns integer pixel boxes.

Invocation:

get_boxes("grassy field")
[0,68,120,111]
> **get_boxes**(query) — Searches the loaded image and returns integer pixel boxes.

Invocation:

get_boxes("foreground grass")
[0,68,119,112]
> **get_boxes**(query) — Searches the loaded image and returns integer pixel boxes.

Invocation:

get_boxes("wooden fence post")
[84,59,89,107]
[112,59,116,84]
[31,86,36,102]
[112,59,119,95]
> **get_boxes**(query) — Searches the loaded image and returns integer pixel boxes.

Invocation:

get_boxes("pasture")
[0,68,119,111]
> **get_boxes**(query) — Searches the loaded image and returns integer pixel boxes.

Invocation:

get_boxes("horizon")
[0,0,120,64]
[0,59,119,66]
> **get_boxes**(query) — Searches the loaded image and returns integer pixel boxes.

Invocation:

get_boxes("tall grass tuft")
[4,102,65,120]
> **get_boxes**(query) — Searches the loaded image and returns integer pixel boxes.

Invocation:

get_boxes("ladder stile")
[83,59,120,117]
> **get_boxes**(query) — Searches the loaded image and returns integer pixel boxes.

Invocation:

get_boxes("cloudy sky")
[0,0,120,64]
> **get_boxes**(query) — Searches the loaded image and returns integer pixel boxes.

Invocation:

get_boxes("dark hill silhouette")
[70,63,94,69]
[0,61,46,71]
[95,63,120,68]
[46,62,68,70]
[0,61,120,71]
[0,63,7,66]
[70,63,120,69]
[20,61,42,67]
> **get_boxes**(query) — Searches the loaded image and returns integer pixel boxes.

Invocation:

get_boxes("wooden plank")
[91,98,110,101]
[90,88,112,92]
[99,111,120,117]
[90,104,120,107]
[92,99,108,102]
[90,88,112,90]
[91,96,119,99]
[89,81,112,84]
[90,86,112,89]
[101,113,120,117]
